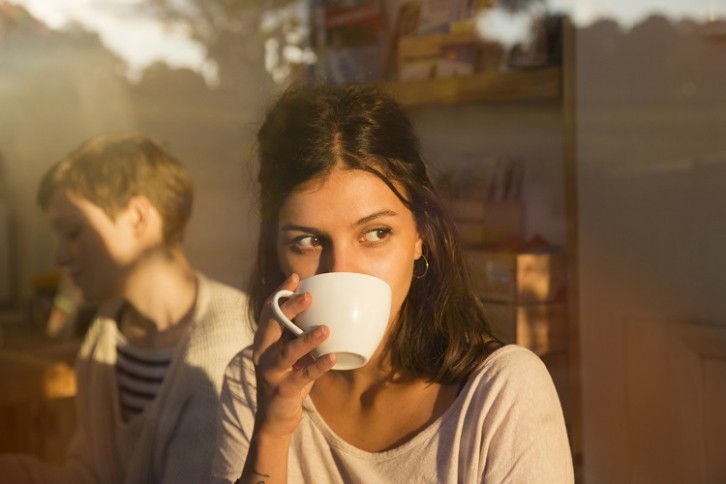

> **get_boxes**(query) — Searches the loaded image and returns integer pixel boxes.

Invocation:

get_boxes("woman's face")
[45,190,138,303]
[276,167,423,327]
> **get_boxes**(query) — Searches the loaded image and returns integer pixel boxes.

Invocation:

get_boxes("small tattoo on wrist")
[237,469,271,484]
[253,469,271,478]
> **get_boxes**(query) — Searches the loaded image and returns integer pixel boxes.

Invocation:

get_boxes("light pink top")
[212,344,574,484]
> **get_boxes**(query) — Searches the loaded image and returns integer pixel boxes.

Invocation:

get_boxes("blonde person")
[0,133,253,483]
[211,84,574,483]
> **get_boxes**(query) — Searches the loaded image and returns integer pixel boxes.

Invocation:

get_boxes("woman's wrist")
[240,430,293,484]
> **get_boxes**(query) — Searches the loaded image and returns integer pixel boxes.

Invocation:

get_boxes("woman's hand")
[241,274,336,483]
[251,273,336,438]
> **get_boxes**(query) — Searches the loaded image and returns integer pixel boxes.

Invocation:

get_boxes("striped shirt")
[116,341,174,422]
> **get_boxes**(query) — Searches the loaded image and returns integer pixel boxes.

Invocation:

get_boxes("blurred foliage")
[498,0,547,13]
[142,0,310,86]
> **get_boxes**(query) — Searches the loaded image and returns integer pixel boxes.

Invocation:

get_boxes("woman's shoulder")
[466,344,555,397]
[454,346,573,482]
[481,344,546,372]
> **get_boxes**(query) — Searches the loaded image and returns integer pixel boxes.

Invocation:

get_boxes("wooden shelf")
[379,66,561,107]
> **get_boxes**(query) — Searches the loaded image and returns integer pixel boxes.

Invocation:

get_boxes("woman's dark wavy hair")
[249,83,500,384]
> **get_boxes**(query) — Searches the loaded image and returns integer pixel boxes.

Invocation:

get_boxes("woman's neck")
[310,366,459,452]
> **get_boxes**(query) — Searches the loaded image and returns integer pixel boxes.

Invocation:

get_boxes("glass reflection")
[1,2,725,482]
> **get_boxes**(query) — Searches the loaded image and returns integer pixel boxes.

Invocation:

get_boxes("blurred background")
[1,1,725,483]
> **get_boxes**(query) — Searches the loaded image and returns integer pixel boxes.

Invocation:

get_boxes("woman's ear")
[414,234,424,260]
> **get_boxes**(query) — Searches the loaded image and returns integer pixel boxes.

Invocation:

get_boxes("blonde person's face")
[45,190,137,303]
[276,167,423,328]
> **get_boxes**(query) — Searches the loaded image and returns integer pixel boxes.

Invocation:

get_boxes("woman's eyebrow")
[353,210,398,227]
[278,210,398,233]
[278,223,320,233]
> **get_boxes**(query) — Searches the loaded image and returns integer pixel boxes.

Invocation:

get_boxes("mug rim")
[300,271,390,288]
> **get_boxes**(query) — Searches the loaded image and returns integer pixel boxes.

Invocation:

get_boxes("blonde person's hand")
[252,273,336,438]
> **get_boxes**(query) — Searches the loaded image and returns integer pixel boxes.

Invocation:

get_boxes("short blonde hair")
[37,132,194,244]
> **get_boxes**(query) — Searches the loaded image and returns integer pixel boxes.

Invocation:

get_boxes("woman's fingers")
[252,272,336,389]
[275,325,330,372]
[258,323,332,387]
[253,274,308,362]
[249,275,337,438]
[255,292,310,354]
[292,350,336,382]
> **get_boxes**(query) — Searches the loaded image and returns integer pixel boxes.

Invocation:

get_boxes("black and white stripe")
[116,342,173,422]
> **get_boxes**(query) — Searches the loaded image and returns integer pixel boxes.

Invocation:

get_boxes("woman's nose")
[318,244,361,274]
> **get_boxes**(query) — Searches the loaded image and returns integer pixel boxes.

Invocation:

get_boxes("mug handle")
[271,289,303,336]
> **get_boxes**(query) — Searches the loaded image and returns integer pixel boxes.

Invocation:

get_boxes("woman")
[1,133,253,483]
[212,84,574,483]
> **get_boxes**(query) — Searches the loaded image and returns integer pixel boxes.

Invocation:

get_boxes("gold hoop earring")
[413,254,429,279]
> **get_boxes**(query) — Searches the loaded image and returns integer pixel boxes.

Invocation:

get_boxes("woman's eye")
[362,228,392,243]
[291,235,323,252]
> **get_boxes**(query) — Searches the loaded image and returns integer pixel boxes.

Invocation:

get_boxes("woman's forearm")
[237,430,292,484]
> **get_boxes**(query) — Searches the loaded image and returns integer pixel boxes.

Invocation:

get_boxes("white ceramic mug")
[271,272,392,370]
